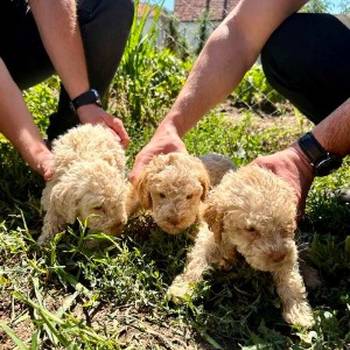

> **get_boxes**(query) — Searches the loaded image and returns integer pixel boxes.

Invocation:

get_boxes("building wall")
[178,21,220,49]
[142,17,167,46]
[174,0,240,50]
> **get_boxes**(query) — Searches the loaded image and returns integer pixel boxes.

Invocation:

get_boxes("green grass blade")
[0,321,29,350]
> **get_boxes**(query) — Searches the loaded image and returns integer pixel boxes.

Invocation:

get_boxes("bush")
[112,2,192,128]
[232,65,288,115]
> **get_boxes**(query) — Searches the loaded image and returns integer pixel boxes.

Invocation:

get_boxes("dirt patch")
[0,310,34,350]
[87,303,208,350]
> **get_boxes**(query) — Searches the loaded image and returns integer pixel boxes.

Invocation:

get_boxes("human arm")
[0,58,53,180]
[28,0,129,146]
[130,0,307,181]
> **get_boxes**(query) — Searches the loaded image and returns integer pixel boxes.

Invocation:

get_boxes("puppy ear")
[200,173,210,201]
[50,182,80,224]
[125,182,140,216]
[39,204,65,245]
[38,180,79,245]
[203,202,223,244]
[136,169,152,210]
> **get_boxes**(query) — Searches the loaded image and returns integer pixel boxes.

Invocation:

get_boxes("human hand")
[37,149,55,181]
[251,144,314,217]
[77,104,129,148]
[129,123,187,184]
[23,143,54,181]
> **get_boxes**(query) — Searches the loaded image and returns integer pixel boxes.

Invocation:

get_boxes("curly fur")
[167,165,314,328]
[136,152,210,235]
[39,124,137,245]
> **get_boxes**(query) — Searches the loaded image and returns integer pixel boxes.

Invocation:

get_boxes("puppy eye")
[246,226,257,233]
[281,230,292,238]
[186,194,193,200]
[159,193,166,199]
[93,205,104,211]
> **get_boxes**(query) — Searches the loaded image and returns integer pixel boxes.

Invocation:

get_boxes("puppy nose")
[167,217,180,226]
[269,251,287,263]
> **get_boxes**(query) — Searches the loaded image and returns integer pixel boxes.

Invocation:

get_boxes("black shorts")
[262,13,350,124]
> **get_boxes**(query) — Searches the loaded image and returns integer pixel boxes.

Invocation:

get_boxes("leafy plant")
[232,65,288,115]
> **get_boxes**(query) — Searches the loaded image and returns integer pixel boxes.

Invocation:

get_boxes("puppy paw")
[283,301,315,328]
[300,264,322,290]
[217,257,234,271]
[166,281,193,304]
[37,234,49,246]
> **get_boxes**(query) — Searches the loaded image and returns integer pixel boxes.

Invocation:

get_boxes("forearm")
[0,59,53,178]
[162,23,252,137]
[0,59,45,156]
[160,0,306,137]
[29,0,89,99]
[312,99,350,156]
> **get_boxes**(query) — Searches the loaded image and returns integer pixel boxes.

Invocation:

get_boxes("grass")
[1,4,350,348]
[0,100,349,349]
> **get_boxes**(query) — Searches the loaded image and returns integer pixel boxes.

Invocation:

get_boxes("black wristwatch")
[70,89,102,112]
[297,132,342,177]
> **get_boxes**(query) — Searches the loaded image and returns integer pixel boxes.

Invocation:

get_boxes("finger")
[43,165,54,181]
[129,161,143,185]
[103,115,130,148]
[112,118,130,148]
[129,153,151,184]
[44,170,54,182]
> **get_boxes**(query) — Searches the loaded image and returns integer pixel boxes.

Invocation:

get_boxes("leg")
[167,223,224,303]
[0,1,55,89]
[46,0,134,140]
[38,206,65,245]
[273,264,314,328]
[0,0,133,140]
[261,13,350,124]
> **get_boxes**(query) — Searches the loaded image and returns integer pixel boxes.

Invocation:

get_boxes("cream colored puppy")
[136,153,210,234]
[39,124,136,245]
[168,165,314,328]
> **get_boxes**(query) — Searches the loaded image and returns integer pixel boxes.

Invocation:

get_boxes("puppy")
[39,124,136,245]
[136,152,210,234]
[167,165,314,328]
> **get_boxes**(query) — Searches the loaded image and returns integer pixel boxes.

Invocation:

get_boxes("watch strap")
[298,132,342,176]
[70,89,102,111]
[298,132,326,166]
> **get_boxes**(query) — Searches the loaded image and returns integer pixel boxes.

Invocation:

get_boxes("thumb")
[129,161,143,185]
[129,153,152,185]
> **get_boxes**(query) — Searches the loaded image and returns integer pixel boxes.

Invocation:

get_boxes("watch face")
[315,157,343,177]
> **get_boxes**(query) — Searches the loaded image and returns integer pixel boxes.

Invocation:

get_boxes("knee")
[99,0,134,31]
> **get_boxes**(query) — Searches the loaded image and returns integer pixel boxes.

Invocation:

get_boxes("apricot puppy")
[39,124,136,244]
[168,165,314,328]
[136,152,210,234]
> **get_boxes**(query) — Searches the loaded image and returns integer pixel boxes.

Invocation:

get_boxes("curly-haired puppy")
[38,124,136,245]
[136,152,210,235]
[167,165,314,328]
